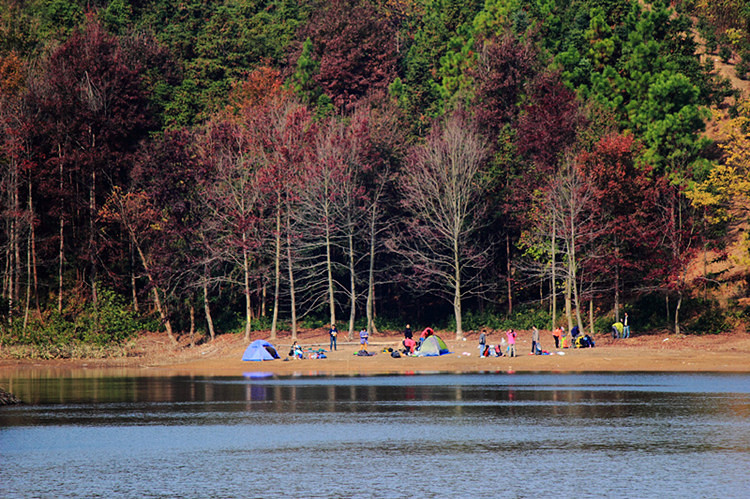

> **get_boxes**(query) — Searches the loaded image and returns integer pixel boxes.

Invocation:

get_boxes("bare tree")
[197,120,264,341]
[251,98,314,340]
[519,157,608,332]
[654,186,699,334]
[293,117,347,330]
[364,162,390,337]
[397,113,488,339]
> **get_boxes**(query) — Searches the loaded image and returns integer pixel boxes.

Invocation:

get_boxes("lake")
[1,372,750,498]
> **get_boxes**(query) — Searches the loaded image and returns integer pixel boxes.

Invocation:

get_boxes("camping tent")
[242,339,280,361]
[416,335,450,357]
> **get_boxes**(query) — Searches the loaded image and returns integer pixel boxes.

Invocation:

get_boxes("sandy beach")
[2,328,750,378]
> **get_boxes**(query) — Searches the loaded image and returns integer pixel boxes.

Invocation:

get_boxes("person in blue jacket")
[359,328,369,351]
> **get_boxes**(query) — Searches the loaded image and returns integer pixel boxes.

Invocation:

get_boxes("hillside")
[1,0,749,355]
[687,12,750,319]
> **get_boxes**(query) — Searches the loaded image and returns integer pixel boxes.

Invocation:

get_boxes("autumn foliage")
[0,1,745,350]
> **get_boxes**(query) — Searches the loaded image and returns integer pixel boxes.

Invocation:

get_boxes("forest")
[2,0,750,353]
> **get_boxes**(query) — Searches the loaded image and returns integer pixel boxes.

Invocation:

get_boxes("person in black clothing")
[329,324,338,351]
[478,329,487,356]
[404,324,413,340]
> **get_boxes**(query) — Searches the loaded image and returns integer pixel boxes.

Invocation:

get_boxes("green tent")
[417,335,450,356]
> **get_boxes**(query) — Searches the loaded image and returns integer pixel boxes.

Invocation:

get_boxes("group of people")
[611,313,631,339]
[288,341,328,359]
[331,323,437,357]
[478,328,518,357]
[478,324,597,356]
[328,323,371,352]
[550,325,595,349]
[323,321,608,358]
[400,324,433,355]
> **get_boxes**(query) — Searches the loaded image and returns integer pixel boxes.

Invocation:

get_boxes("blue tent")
[242,339,280,361]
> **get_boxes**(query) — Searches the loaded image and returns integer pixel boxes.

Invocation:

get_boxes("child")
[291,341,304,359]
[359,328,369,351]
[403,337,416,354]
[506,329,517,358]
[552,327,562,349]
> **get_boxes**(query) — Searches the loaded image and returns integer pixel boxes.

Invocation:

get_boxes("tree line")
[1,0,748,348]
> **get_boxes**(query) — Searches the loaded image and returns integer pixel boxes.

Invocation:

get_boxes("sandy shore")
[2,329,750,378]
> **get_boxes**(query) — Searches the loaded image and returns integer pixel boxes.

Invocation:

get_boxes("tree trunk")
[57,143,64,313]
[89,168,98,312]
[261,279,267,318]
[568,210,582,330]
[10,157,19,324]
[506,233,513,316]
[242,240,252,341]
[189,302,195,347]
[58,212,64,313]
[151,285,176,345]
[551,218,557,328]
[453,238,463,340]
[325,211,336,328]
[565,273,573,332]
[271,204,281,340]
[589,299,595,336]
[702,209,708,299]
[130,231,176,345]
[614,244,620,322]
[366,205,376,339]
[570,254,583,331]
[286,208,297,340]
[130,243,139,313]
[2,237,8,320]
[347,232,356,338]
[23,227,31,331]
[675,290,682,335]
[203,280,216,341]
[29,182,40,318]
[572,276,584,331]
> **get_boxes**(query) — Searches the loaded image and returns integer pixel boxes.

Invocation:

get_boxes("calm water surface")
[1,372,749,498]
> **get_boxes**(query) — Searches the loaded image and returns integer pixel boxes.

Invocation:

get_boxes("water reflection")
[2,373,749,422]
[1,373,750,499]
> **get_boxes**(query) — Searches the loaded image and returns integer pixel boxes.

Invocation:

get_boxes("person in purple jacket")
[359,328,369,351]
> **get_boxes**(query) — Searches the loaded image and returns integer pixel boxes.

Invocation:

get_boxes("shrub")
[250,315,273,332]
[445,305,552,332]
[736,52,750,80]
[77,287,143,345]
[0,286,145,350]
[299,314,328,330]
[683,298,730,335]
[594,314,615,334]
[705,38,718,54]
[719,45,733,63]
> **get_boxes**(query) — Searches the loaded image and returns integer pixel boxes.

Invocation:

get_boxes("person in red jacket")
[418,327,434,347]
[552,327,562,349]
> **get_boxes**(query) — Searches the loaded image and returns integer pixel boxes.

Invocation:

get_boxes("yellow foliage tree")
[688,100,750,265]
